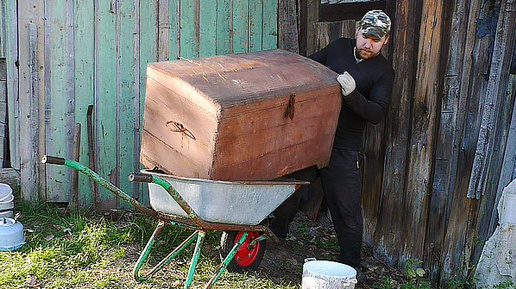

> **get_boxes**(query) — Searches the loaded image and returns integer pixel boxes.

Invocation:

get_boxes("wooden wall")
[0,0,19,192]
[4,0,278,209]
[3,0,516,285]
[301,0,516,285]
[0,0,8,168]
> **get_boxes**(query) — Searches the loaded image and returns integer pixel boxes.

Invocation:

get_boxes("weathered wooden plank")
[6,0,19,171]
[96,0,118,209]
[18,0,45,202]
[168,0,179,60]
[468,0,516,199]
[472,78,516,265]
[45,0,75,202]
[469,0,516,272]
[361,123,385,246]
[42,1,52,200]
[0,1,6,57]
[158,0,170,61]
[262,0,278,50]
[232,0,249,53]
[297,0,307,56]
[313,22,331,51]
[0,3,12,168]
[371,0,420,266]
[138,0,158,205]
[0,87,6,160]
[401,0,445,264]
[330,22,341,43]
[0,57,6,167]
[179,0,197,59]
[216,0,231,55]
[278,0,298,53]
[439,0,494,283]
[382,0,395,60]
[74,0,95,207]
[425,112,453,279]
[249,0,263,52]
[118,0,137,209]
[0,168,19,197]
[423,0,464,280]
[0,122,5,138]
[0,59,5,81]
[199,0,217,58]
[20,22,40,203]
[319,1,386,22]
[338,20,356,38]
[132,0,142,204]
[495,75,516,218]
[304,0,319,56]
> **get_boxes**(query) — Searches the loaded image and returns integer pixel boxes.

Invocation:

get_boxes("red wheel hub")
[233,232,261,267]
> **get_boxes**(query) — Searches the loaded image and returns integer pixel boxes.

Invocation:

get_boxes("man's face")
[355,28,389,59]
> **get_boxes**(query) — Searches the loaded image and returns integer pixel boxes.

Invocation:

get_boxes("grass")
[3,201,480,289]
[0,201,297,288]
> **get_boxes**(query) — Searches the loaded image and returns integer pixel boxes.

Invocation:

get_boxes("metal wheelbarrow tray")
[41,155,307,288]
[145,169,301,225]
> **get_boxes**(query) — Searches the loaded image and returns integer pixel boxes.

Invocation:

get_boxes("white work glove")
[337,71,356,96]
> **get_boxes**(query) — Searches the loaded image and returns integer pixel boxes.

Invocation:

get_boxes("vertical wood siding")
[4,0,19,179]
[0,1,8,168]
[468,0,516,271]
[8,0,516,283]
[306,0,515,285]
[371,0,420,266]
[402,0,444,266]
[74,0,94,207]
[11,0,278,208]
[17,0,43,202]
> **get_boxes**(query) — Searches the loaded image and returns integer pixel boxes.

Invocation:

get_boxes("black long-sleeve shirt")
[310,37,394,150]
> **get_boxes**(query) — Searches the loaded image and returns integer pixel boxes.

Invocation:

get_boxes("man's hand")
[337,72,356,96]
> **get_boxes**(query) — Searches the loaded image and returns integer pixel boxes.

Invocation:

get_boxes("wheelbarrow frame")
[41,155,306,289]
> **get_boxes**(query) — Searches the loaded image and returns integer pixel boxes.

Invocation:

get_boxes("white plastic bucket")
[302,259,357,289]
[0,183,14,219]
[0,217,25,251]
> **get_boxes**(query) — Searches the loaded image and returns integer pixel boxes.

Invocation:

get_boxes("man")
[269,9,394,282]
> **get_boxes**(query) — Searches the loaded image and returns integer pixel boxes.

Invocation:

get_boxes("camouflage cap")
[360,10,391,39]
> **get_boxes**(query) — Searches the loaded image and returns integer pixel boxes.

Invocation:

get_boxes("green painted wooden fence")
[7,0,278,209]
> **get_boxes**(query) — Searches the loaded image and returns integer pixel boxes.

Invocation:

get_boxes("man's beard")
[357,48,379,59]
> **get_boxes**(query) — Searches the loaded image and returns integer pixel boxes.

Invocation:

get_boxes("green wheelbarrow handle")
[41,155,158,218]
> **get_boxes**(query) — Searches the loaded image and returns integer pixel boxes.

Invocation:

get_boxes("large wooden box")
[140,49,341,181]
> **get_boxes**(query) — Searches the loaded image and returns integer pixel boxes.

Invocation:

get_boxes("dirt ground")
[101,209,410,288]
[257,212,409,288]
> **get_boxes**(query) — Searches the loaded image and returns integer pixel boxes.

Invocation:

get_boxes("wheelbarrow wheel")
[220,231,266,273]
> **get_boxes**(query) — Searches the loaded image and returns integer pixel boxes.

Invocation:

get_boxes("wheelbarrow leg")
[204,232,249,289]
[133,221,198,281]
[184,230,205,289]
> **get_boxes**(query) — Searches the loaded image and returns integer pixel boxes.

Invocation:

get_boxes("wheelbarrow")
[41,155,308,288]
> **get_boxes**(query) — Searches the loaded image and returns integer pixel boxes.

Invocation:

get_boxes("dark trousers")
[269,149,363,267]
[269,166,318,238]
[320,149,363,267]
[269,149,364,267]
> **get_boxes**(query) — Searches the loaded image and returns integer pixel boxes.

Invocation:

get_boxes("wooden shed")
[298,0,516,286]
[1,0,515,286]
